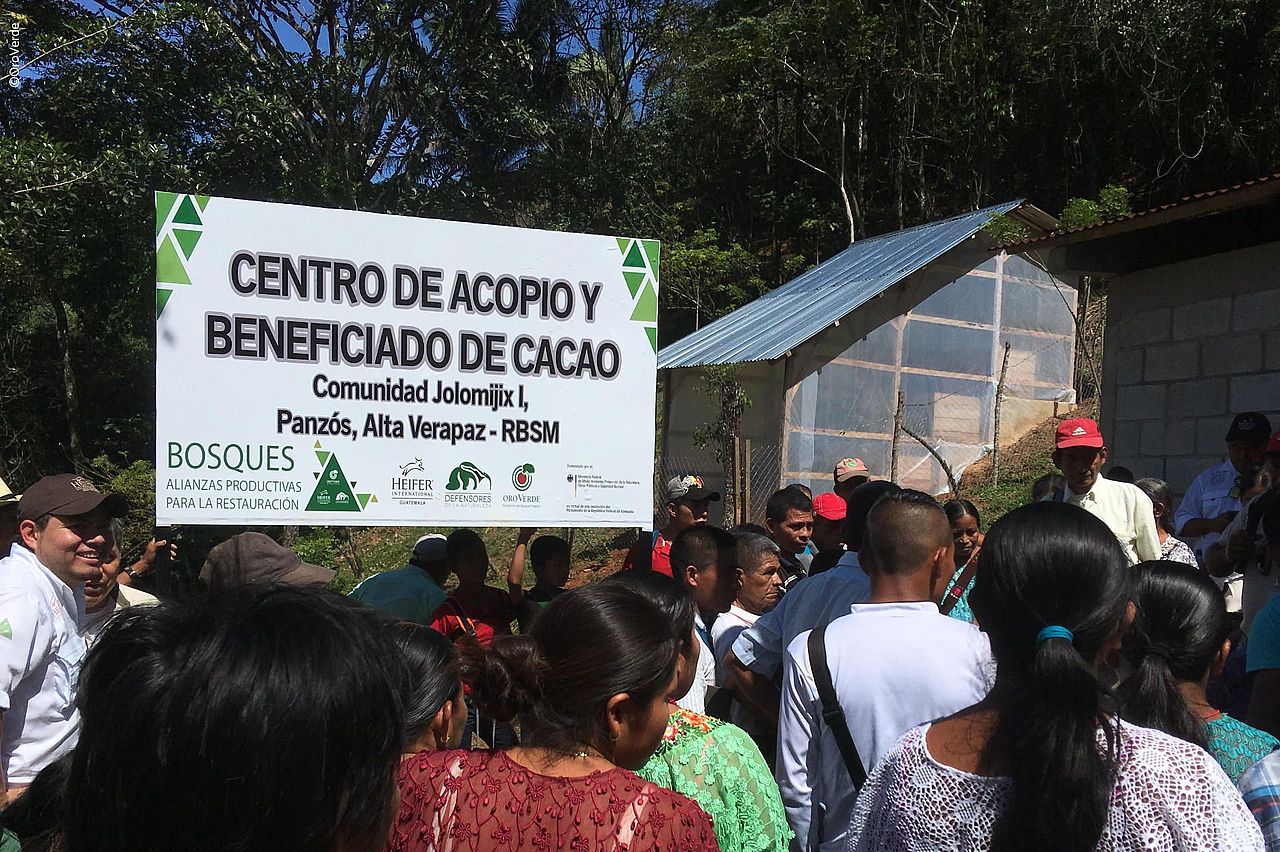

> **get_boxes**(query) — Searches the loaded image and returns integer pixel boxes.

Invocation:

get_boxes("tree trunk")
[49,294,85,470]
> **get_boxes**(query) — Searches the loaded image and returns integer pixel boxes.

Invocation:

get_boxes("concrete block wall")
[1100,242,1280,497]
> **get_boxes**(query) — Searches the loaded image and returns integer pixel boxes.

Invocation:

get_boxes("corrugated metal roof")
[1003,172,1280,249]
[658,200,1022,369]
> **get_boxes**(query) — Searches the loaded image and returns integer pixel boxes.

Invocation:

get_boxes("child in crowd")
[428,529,518,749]
[507,527,571,633]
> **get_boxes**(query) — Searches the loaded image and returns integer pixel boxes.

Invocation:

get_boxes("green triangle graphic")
[644,326,657,353]
[316,451,331,465]
[623,270,647,298]
[173,195,202,226]
[156,235,191,285]
[156,288,174,319]
[173,228,201,260]
[616,237,631,256]
[642,240,661,273]
[194,195,211,212]
[306,455,361,512]
[357,493,372,509]
[0,619,11,640]
[630,281,657,323]
[155,192,179,237]
[622,241,646,270]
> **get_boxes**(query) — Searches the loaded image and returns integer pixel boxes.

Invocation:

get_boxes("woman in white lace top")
[846,502,1263,852]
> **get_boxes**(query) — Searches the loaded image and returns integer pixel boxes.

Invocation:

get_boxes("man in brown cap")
[0,473,127,802]
[199,532,335,592]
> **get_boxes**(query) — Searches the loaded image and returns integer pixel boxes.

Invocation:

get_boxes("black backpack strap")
[807,624,867,788]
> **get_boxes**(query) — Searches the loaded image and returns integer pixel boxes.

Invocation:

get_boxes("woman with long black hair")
[1118,561,1278,781]
[390,623,466,754]
[845,501,1262,851]
[389,583,718,851]
[938,499,983,623]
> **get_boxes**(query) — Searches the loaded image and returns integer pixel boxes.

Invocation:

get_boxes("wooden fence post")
[993,342,1011,488]
[890,391,904,482]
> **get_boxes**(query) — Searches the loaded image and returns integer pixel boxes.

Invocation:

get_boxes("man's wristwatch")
[122,566,140,580]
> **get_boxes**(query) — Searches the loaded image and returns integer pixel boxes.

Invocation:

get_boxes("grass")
[958,407,1082,525]
[296,524,638,595]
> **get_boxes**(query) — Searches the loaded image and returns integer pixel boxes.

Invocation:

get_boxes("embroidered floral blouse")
[389,748,720,851]
[636,706,793,852]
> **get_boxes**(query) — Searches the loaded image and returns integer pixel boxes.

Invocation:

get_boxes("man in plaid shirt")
[1239,750,1280,845]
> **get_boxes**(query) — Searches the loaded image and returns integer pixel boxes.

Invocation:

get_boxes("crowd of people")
[0,408,1278,849]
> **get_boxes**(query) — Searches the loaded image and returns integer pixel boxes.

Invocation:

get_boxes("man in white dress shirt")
[0,474,126,803]
[1176,412,1270,609]
[712,531,783,738]
[777,490,995,852]
[1048,417,1160,565]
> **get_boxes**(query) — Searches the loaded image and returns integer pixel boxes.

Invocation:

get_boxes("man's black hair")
[669,525,737,574]
[766,487,813,523]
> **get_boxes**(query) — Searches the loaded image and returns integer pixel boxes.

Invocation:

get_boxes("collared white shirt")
[731,552,869,680]
[81,583,159,648]
[676,611,717,715]
[1223,494,1280,634]
[1173,459,1246,610]
[0,543,87,784]
[1174,459,1244,562]
[778,602,995,852]
[711,604,759,685]
[1056,476,1161,565]
[711,603,765,734]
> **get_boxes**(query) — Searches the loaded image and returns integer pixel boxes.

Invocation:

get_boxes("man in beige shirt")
[1048,417,1160,565]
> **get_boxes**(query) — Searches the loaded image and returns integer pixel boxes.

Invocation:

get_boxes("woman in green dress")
[604,571,794,852]
[1118,560,1279,781]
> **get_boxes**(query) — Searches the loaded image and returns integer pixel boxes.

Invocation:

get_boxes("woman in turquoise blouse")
[939,499,983,623]
[1118,561,1279,781]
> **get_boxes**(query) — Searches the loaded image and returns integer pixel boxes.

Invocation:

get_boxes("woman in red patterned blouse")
[388,583,721,851]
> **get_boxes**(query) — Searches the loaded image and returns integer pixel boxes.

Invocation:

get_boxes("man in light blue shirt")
[350,534,449,624]
[1177,413,1270,610]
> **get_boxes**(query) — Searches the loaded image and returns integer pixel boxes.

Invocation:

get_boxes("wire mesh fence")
[657,440,785,528]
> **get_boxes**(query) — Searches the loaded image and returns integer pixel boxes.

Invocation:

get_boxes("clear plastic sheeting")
[783,252,1076,495]
[661,250,1078,506]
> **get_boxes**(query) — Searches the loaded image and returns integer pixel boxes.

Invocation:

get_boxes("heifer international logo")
[306,442,376,512]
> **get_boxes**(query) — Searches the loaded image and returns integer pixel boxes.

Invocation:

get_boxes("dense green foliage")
[4,0,1280,556]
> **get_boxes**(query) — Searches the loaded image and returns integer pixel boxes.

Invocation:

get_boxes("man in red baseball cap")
[0,474,128,802]
[1049,418,1160,565]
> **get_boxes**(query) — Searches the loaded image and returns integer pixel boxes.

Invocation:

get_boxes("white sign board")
[154,193,659,526]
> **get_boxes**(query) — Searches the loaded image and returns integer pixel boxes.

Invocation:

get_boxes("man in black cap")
[0,473,126,802]
[621,474,720,577]
[1177,412,1272,609]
